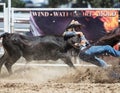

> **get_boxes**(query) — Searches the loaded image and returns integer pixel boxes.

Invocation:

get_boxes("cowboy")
[63,20,89,50]
[63,20,113,67]
[63,20,120,68]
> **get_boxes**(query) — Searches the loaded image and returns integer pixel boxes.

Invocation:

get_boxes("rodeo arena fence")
[0,3,120,67]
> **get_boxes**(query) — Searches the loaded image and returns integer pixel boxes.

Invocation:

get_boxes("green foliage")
[1,0,119,8]
[48,0,119,8]
[48,0,70,8]
[84,0,119,8]
[3,0,25,7]
[0,6,3,11]
[11,0,25,8]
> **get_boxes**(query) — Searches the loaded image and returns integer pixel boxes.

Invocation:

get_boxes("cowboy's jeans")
[80,45,120,67]
[85,45,120,57]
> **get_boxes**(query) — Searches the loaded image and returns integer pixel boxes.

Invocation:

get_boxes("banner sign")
[30,9,119,42]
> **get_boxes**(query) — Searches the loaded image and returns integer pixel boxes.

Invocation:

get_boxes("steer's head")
[66,35,81,49]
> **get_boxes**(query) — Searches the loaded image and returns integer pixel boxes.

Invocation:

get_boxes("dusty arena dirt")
[0,57,120,93]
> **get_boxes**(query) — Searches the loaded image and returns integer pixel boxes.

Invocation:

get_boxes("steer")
[0,33,75,74]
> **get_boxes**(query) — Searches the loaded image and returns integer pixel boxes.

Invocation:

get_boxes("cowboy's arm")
[74,32,90,47]
[63,31,76,37]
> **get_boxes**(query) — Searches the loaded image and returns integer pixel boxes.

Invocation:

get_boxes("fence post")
[8,0,11,33]
[11,8,14,33]
[3,3,8,32]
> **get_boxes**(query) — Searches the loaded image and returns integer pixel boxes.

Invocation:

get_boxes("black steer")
[0,33,75,74]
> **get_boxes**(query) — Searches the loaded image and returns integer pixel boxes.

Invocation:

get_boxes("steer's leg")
[4,55,21,75]
[64,56,75,68]
[58,53,75,68]
[0,52,8,73]
[4,60,12,74]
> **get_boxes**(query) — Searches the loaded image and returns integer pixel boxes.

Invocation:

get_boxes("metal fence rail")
[14,63,112,67]
[0,3,6,32]
[11,8,30,34]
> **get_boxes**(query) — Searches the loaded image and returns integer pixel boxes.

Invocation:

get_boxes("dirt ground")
[0,57,120,93]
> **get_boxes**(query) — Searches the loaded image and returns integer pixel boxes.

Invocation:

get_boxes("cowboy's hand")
[75,32,83,36]
[74,43,80,46]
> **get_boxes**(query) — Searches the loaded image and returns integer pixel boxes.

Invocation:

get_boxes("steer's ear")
[0,32,9,38]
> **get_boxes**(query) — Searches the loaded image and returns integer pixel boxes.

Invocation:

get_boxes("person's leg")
[79,52,108,67]
[85,45,120,57]
[103,45,120,57]
[94,56,108,68]
[79,45,120,67]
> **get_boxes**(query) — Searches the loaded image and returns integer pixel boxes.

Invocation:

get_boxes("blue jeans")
[79,45,120,67]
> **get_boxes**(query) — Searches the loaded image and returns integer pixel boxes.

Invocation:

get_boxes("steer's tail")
[0,32,9,39]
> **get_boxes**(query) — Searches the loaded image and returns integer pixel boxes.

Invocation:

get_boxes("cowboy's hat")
[66,20,83,29]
